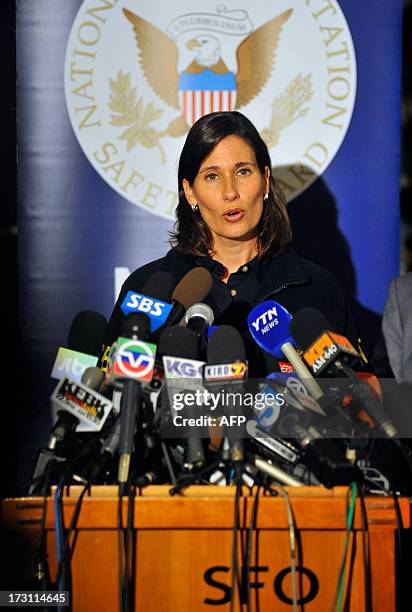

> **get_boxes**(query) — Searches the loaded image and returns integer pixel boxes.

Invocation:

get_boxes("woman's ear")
[182,178,196,206]
[264,166,271,194]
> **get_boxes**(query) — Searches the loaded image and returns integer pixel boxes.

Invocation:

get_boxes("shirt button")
[230,289,237,297]
[242,265,248,272]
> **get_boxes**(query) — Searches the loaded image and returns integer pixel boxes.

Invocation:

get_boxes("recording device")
[155,267,213,335]
[205,325,248,466]
[184,302,214,339]
[30,311,109,492]
[50,310,107,383]
[247,300,325,403]
[247,301,362,486]
[49,376,113,448]
[160,325,206,469]
[290,308,398,439]
[105,312,156,489]
[49,312,112,447]
[120,271,176,333]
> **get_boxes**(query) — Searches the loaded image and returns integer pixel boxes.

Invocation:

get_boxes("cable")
[123,484,136,611]
[392,490,404,611]
[230,466,243,612]
[275,484,299,612]
[358,486,372,612]
[35,459,53,591]
[54,481,66,612]
[117,492,126,612]
[330,483,357,612]
[55,482,91,586]
[245,484,261,612]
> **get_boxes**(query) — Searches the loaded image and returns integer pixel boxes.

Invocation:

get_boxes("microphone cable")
[358,485,372,612]
[274,484,299,612]
[392,490,404,611]
[245,483,261,612]
[330,483,357,612]
[53,440,102,608]
[117,492,125,612]
[54,480,68,612]
[35,458,54,591]
[230,471,243,612]
[118,482,137,612]
[123,483,136,612]
[54,481,91,589]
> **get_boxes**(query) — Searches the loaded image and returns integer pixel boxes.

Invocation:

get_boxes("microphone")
[105,312,156,489]
[184,302,214,339]
[120,271,176,333]
[155,267,213,334]
[72,415,122,484]
[290,308,360,377]
[247,300,325,405]
[105,313,156,387]
[49,372,113,448]
[51,310,107,383]
[290,308,398,439]
[247,454,305,487]
[30,312,108,492]
[99,271,175,371]
[205,325,248,466]
[248,302,363,486]
[159,325,206,469]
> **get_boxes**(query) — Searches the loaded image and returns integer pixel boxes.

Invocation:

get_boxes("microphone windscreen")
[172,267,213,309]
[122,312,151,340]
[141,270,175,302]
[67,310,107,356]
[207,325,246,364]
[158,325,199,360]
[185,303,214,326]
[290,308,331,350]
[81,366,105,390]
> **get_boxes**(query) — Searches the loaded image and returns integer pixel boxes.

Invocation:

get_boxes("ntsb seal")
[65,0,357,219]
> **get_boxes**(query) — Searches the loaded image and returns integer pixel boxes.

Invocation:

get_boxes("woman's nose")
[222,175,239,201]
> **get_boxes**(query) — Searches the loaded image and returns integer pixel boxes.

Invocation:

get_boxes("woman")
[102,111,357,374]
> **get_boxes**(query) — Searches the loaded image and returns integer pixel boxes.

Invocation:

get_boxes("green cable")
[337,482,358,612]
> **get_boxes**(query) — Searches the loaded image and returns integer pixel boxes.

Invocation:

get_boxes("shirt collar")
[194,252,267,279]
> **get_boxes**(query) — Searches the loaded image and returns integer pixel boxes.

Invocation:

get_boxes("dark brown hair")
[169,111,291,257]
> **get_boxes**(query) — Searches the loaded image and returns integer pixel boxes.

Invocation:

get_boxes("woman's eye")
[238,167,251,176]
[205,173,218,181]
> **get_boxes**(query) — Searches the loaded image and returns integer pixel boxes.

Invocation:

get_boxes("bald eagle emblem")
[121,7,293,132]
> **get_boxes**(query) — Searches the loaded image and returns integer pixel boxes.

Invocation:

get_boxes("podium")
[1,485,410,611]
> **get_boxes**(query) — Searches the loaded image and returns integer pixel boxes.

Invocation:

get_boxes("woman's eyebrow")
[199,161,256,173]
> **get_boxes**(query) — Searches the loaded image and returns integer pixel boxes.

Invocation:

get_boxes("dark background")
[1,2,412,496]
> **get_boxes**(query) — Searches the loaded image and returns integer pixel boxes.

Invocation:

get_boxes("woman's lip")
[222,209,245,222]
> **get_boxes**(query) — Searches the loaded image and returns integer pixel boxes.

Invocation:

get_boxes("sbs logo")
[65,0,356,218]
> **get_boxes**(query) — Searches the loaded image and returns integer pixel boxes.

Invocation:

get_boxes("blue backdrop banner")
[16,0,402,469]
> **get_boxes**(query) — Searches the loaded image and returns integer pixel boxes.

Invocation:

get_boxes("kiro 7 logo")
[65,0,356,218]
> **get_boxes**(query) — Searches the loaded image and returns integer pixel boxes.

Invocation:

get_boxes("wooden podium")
[1,485,410,611]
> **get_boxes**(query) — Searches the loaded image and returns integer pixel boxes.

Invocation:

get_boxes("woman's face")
[183,135,270,247]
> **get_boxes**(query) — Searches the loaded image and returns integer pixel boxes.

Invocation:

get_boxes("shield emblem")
[178,69,237,126]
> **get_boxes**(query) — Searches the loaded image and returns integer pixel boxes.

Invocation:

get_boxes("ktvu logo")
[121,291,173,331]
